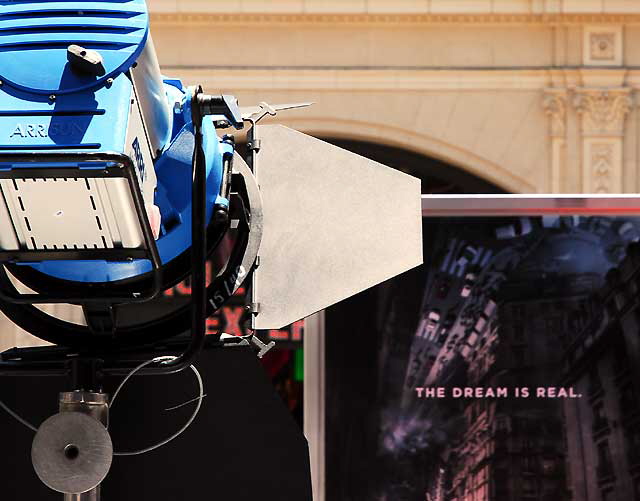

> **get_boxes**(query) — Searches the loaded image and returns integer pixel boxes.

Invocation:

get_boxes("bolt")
[213,205,229,224]
[49,94,56,102]
[250,335,275,358]
[105,78,114,88]
[0,80,3,86]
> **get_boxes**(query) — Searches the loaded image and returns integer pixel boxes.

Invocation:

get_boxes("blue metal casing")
[0,1,228,283]
[0,0,149,95]
[0,73,133,152]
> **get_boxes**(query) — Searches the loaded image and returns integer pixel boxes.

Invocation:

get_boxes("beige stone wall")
[146,2,640,195]
[148,1,640,15]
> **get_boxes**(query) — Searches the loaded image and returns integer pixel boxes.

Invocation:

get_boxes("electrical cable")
[0,354,205,458]
[110,355,205,456]
[165,394,207,412]
[109,355,175,411]
[0,399,38,433]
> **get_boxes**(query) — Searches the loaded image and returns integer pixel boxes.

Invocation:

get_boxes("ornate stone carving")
[543,91,567,137]
[543,90,568,191]
[573,89,632,136]
[583,26,622,66]
[589,32,616,61]
[149,13,640,26]
[590,142,615,193]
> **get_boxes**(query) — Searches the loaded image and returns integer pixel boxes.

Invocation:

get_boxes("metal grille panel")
[0,176,142,250]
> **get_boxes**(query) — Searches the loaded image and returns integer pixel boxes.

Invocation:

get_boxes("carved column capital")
[543,90,567,138]
[573,88,632,137]
[542,89,568,192]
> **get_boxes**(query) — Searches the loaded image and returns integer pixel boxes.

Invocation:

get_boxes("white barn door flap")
[252,125,423,329]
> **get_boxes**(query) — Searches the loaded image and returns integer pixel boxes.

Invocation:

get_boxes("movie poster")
[326,215,640,501]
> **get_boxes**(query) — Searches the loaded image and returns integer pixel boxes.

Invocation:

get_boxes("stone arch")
[276,117,536,194]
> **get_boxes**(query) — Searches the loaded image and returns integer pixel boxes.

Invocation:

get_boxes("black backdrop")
[1,345,312,500]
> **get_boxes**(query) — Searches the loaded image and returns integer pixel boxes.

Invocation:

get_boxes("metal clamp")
[250,334,275,358]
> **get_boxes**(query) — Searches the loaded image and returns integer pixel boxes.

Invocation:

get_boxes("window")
[493,467,508,485]
[542,458,556,474]
[545,317,560,333]
[512,346,526,366]
[597,441,614,479]
[522,456,537,473]
[619,383,637,415]
[522,478,537,496]
[634,476,640,501]
[513,323,525,341]
[593,403,606,421]
[592,403,608,433]
[626,428,640,466]
[613,338,630,373]
[513,304,525,319]
[523,436,535,451]
[588,367,603,395]
[496,416,509,432]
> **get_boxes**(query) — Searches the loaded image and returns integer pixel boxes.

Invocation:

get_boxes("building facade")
[148,0,640,196]
[562,243,640,501]
[429,238,640,501]
[443,284,589,501]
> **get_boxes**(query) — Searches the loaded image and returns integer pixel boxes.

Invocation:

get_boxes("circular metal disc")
[31,412,113,494]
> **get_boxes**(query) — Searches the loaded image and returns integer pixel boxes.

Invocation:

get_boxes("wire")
[0,399,38,433]
[109,355,176,412]
[165,394,207,412]
[0,354,205,459]
[111,355,205,457]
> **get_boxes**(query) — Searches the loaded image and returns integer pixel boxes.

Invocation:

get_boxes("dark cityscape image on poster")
[327,215,640,501]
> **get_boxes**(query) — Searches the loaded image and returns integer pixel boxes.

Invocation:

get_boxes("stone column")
[573,89,632,193]
[543,90,568,193]
[573,23,632,194]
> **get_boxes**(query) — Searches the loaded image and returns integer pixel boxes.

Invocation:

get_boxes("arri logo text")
[9,123,85,139]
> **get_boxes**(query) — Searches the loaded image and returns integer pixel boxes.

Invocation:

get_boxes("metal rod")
[247,122,259,331]
[65,490,99,501]
[151,88,209,374]
[59,391,109,501]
